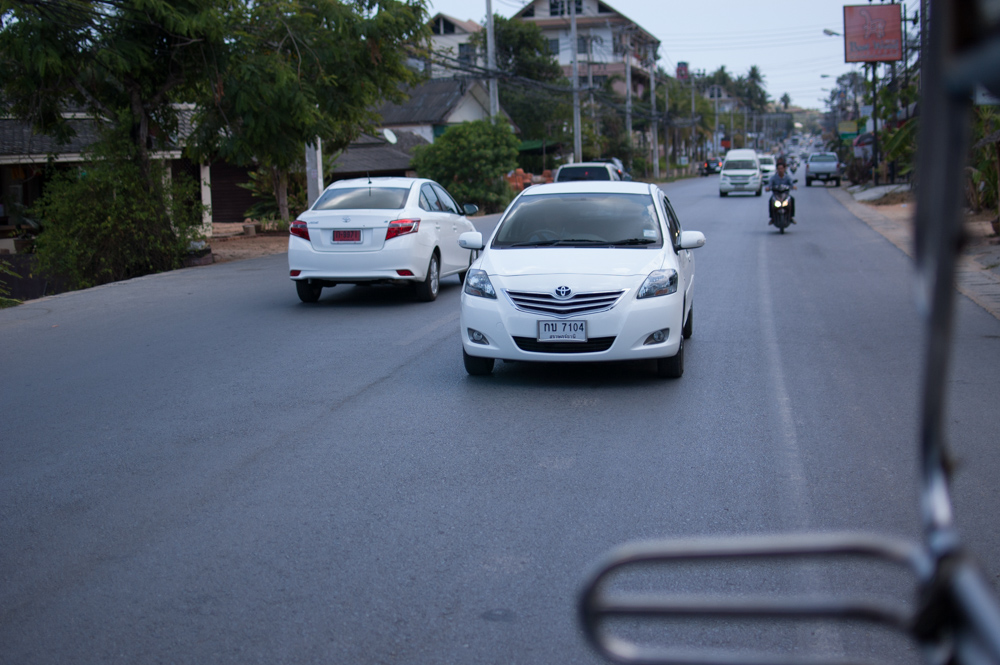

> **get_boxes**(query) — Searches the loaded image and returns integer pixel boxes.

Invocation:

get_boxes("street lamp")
[823,29,841,36]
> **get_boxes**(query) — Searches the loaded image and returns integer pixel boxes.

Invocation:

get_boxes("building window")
[432,17,456,35]
[458,43,476,65]
[522,5,534,17]
[549,0,583,16]
[547,38,560,55]
[578,37,587,54]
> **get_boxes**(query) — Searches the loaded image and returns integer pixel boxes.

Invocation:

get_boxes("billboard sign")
[676,62,689,80]
[843,4,902,62]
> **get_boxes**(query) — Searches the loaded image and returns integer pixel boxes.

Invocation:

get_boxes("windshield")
[492,193,662,248]
[759,157,775,166]
[313,187,408,210]
[556,166,611,181]
[723,160,757,170]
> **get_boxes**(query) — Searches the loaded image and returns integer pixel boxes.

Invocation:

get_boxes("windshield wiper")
[609,238,657,246]
[507,238,609,248]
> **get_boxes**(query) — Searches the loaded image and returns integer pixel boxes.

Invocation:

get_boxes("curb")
[828,187,1000,322]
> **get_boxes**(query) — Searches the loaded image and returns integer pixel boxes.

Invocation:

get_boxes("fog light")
[468,328,489,345]
[644,328,669,345]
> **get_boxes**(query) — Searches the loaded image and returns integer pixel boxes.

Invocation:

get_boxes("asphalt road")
[3,175,1000,664]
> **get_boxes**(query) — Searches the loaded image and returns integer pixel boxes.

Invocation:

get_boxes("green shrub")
[31,137,204,291]
[0,259,20,308]
[411,120,520,213]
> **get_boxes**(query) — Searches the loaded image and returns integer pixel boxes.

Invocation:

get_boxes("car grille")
[505,289,625,317]
[513,336,616,353]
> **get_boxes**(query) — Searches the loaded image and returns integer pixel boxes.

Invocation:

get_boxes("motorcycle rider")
[765,158,797,224]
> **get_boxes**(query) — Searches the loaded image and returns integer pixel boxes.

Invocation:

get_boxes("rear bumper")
[287,235,432,282]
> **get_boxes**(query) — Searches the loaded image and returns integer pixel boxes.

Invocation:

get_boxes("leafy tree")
[780,93,791,110]
[0,258,20,308]
[468,15,570,144]
[0,0,225,286]
[188,0,428,221]
[31,127,203,290]
[410,120,519,213]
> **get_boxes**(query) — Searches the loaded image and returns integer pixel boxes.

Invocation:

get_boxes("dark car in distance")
[700,158,722,176]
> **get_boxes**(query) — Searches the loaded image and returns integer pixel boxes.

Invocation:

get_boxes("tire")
[414,252,440,302]
[834,178,841,187]
[296,280,322,303]
[682,304,693,339]
[779,227,785,234]
[806,178,813,187]
[463,349,494,376]
[719,191,728,197]
[755,188,762,197]
[656,337,684,379]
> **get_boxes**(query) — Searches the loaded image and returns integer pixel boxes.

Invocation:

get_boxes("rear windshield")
[492,193,661,248]
[555,166,611,181]
[313,187,408,210]
[723,160,757,170]
[810,154,837,162]
[759,157,775,165]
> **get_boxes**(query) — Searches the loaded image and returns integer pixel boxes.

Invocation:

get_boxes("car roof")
[557,162,616,169]
[519,181,653,196]
[326,177,423,189]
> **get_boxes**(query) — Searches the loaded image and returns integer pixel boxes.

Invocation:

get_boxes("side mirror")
[459,231,484,250]
[463,203,479,216]
[678,230,706,250]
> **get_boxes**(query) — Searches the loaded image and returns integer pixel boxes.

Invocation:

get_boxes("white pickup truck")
[804,152,841,187]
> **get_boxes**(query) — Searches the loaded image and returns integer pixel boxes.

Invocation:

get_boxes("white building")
[427,13,483,79]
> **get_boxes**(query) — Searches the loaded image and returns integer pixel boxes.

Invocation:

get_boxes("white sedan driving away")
[458,181,705,378]
[288,177,478,303]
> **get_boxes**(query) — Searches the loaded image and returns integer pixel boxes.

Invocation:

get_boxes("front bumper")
[719,178,761,193]
[460,288,684,363]
[287,235,431,283]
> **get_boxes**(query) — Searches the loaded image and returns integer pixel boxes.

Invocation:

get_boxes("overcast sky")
[426,0,918,111]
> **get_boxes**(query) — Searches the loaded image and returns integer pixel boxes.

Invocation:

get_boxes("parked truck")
[804,152,841,187]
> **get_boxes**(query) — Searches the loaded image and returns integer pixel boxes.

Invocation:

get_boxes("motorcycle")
[769,181,796,233]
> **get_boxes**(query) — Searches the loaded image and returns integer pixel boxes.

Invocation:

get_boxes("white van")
[719,149,762,197]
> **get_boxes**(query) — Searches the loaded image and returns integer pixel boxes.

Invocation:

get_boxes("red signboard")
[843,4,902,62]
[676,62,689,81]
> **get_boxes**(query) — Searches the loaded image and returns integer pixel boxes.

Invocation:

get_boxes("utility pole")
[624,29,633,155]
[305,140,323,207]
[485,0,498,118]
[570,0,582,162]
[663,78,670,178]
[712,85,719,156]
[690,72,696,165]
[650,56,659,180]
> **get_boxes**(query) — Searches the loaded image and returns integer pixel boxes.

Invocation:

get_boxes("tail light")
[290,220,310,241]
[386,218,420,241]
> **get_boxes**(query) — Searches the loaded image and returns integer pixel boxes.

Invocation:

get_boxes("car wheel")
[414,252,440,302]
[755,188,762,196]
[296,280,322,303]
[656,337,684,379]
[834,178,841,187]
[806,178,812,187]
[683,304,693,339]
[463,349,494,376]
[719,191,727,197]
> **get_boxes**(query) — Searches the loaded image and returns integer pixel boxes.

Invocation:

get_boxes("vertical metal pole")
[650,61,659,180]
[690,73,695,167]
[570,0,582,162]
[872,62,880,186]
[486,0,499,119]
[306,140,323,207]
[625,31,632,154]
[664,78,670,178]
[713,86,719,156]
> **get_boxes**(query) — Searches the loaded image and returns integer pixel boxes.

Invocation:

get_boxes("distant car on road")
[457,181,705,378]
[288,177,478,303]
[805,152,842,187]
[719,149,762,196]
[594,157,632,181]
[554,162,623,182]
[758,154,777,182]
[700,158,722,176]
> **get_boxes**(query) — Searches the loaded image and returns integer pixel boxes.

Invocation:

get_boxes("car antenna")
[367,172,372,196]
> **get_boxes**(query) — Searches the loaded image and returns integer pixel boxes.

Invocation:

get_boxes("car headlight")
[464,269,496,299]
[637,269,678,299]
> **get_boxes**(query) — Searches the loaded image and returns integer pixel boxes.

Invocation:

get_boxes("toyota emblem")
[342,216,351,224]
[554,286,572,299]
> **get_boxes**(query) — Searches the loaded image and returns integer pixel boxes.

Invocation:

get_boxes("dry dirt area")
[208,223,287,263]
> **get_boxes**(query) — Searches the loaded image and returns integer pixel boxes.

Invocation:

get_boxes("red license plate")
[333,230,361,243]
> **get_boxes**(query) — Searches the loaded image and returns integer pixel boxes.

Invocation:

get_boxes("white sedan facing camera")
[458,181,705,378]
[288,177,478,303]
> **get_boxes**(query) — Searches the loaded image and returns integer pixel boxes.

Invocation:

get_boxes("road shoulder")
[828,186,1000,321]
